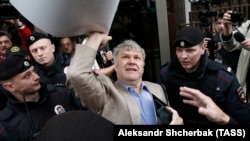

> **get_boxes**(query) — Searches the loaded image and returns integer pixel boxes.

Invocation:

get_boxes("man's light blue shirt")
[119,81,157,124]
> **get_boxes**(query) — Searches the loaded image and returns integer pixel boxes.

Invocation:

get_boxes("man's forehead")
[14,66,34,78]
[176,44,200,49]
[0,35,11,40]
[119,49,142,54]
[29,39,51,48]
[61,38,71,42]
[217,18,225,22]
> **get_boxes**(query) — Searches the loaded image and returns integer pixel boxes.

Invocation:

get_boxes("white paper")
[10,0,120,37]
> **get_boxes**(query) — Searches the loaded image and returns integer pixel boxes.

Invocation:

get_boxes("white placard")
[10,0,120,37]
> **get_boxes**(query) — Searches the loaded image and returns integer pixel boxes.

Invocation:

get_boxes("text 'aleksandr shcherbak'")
[117,129,213,136]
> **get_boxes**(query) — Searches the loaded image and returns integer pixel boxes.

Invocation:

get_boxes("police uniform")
[0,86,7,111]
[27,32,69,86]
[158,27,250,124]
[0,46,28,111]
[34,53,68,86]
[0,55,85,141]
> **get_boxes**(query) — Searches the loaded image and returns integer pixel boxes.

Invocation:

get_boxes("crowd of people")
[0,8,250,141]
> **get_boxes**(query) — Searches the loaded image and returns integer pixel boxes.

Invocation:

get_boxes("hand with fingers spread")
[179,86,230,125]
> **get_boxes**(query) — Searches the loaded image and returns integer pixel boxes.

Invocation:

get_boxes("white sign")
[10,0,120,37]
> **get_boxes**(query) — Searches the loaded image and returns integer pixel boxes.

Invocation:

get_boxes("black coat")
[159,53,250,124]
[35,54,68,86]
[0,83,84,141]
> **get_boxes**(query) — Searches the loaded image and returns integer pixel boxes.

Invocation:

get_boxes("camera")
[230,11,245,23]
[204,31,218,60]
[0,0,20,20]
[190,0,223,27]
[198,10,217,27]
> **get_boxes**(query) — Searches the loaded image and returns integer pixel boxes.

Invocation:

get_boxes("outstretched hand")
[179,86,230,125]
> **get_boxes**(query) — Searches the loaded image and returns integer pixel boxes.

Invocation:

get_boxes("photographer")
[194,0,218,60]
[214,12,241,73]
[222,10,250,105]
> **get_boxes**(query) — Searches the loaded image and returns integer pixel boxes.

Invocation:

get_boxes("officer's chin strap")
[22,91,40,138]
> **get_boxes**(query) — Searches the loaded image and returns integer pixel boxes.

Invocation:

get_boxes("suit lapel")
[114,82,141,124]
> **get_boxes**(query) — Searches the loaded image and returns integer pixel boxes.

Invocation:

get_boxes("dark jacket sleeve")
[0,114,18,141]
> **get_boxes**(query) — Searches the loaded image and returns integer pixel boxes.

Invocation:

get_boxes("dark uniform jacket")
[0,83,84,141]
[159,53,250,124]
[34,54,68,86]
[0,86,8,111]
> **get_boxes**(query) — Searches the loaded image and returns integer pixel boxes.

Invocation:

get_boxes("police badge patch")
[237,86,247,103]
[54,105,66,115]
[180,41,185,47]
[10,46,20,53]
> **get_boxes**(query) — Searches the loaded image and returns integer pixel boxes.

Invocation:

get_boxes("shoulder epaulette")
[219,65,233,76]
[222,65,232,72]
[227,66,232,73]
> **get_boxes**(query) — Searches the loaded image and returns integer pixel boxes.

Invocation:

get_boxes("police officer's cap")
[0,55,32,81]
[27,32,50,48]
[173,26,204,48]
[6,46,28,58]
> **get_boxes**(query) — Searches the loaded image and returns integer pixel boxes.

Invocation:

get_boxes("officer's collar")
[169,52,209,80]
[6,83,48,112]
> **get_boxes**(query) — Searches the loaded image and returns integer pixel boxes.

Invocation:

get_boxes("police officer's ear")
[200,40,207,51]
[51,43,56,53]
[1,81,13,92]
[203,38,211,48]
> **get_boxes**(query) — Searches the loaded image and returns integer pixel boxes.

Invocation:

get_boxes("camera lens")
[230,11,244,23]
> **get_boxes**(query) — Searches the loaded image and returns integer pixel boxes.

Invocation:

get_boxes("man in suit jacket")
[66,32,183,125]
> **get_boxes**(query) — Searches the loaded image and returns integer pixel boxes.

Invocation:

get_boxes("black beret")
[27,32,50,48]
[173,26,204,48]
[6,46,27,58]
[0,55,32,81]
[36,110,114,141]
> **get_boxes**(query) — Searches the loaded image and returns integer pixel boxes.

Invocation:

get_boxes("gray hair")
[113,40,146,63]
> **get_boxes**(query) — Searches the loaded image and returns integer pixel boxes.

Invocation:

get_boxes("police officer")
[26,32,69,86]
[0,46,30,111]
[0,53,85,141]
[158,26,250,124]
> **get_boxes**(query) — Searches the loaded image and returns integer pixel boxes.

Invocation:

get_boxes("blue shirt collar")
[118,81,149,93]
